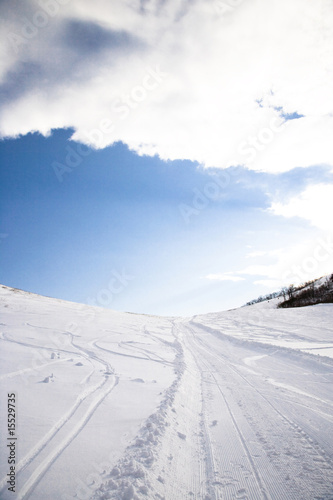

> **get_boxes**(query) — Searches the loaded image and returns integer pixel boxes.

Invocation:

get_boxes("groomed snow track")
[1,286,333,499]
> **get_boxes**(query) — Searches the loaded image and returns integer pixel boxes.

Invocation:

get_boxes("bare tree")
[287,285,295,300]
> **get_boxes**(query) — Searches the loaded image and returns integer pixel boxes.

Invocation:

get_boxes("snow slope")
[0,285,333,499]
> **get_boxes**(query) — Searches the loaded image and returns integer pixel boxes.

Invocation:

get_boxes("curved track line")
[0,373,107,492]
[0,330,115,496]
[17,375,118,500]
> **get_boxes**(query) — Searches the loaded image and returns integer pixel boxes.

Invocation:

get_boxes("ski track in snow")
[16,375,118,500]
[183,322,333,500]
[184,327,272,500]
[1,287,333,499]
[0,327,118,499]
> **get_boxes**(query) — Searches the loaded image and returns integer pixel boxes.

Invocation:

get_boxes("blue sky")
[1,129,331,315]
[0,1,332,315]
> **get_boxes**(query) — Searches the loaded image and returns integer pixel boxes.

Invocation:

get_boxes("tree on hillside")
[287,285,295,300]
[281,287,288,301]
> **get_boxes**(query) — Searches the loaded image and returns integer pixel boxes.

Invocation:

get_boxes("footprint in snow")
[39,374,54,383]
[236,488,248,499]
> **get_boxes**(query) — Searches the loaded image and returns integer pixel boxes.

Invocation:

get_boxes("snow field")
[1,285,333,499]
[0,286,179,499]
[183,317,333,499]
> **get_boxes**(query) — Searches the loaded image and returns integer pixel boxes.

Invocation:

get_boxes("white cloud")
[270,183,333,232]
[238,236,333,289]
[206,273,245,282]
[235,183,333,289]
[246,250,267,258]
[0,0,332,172]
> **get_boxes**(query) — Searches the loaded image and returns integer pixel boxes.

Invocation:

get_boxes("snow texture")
[0,283,333,499]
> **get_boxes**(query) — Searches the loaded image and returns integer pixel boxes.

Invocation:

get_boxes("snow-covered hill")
[0,284,333,499]
[279,274,333,309]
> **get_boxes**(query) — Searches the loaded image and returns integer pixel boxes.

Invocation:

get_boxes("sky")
[0,0,332,316]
